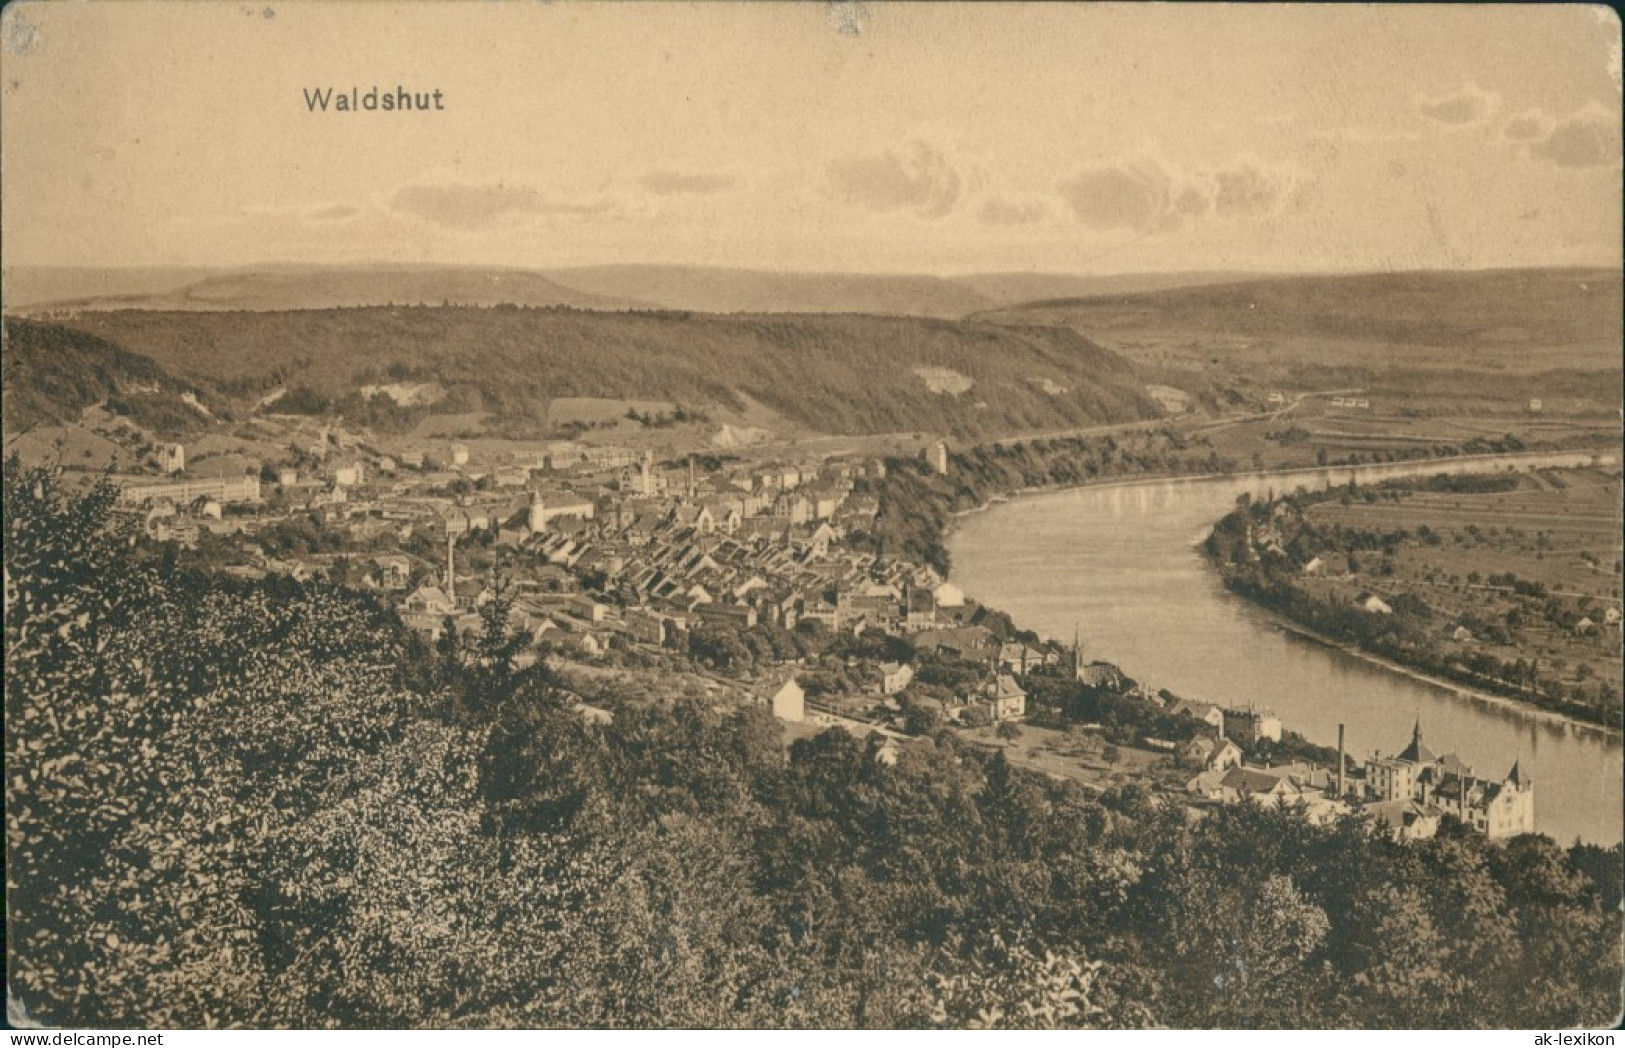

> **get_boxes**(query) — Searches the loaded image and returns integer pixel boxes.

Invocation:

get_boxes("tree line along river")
[946,451,1623,846]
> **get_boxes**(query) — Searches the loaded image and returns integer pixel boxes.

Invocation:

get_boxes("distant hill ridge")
[976,267,1622,347]
[7,263,1286,319]
[535,264,997,319]
[974,266,1624,377]
[9,267,653,315]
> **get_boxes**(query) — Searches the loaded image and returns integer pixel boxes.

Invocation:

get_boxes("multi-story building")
[1223,706,1283,745]
[1363,721,1535,839]
[117,474,260,507]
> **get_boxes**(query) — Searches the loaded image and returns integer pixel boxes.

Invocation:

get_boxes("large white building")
[117,474,260,507]
[1364,721,1534,839]
[527,490,597,531]
[158,443,186,474]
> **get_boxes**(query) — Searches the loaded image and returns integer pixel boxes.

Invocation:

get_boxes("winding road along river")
[947,452,1623,845]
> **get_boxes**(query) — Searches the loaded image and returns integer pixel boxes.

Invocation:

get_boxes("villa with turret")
[1363,721,1535,839]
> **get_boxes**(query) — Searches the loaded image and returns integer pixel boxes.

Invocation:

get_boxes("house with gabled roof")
[1180,735,1243,772]
[755,673,805,723]
[1365,799,1442,841]
[404,583,456,615]
[695,601,757,630]
[910,624,1000,664]
[373,554,413,590]
[1168,698,1226,732]
[987,674,1027,721]
[998,642,1050,675]
[1356,592,1393,615]
[879,661,915,696]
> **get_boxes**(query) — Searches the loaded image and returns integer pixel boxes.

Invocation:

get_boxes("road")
[1189,387,1367,435]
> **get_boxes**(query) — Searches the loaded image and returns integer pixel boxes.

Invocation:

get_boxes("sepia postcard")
[2,0,1622,1034]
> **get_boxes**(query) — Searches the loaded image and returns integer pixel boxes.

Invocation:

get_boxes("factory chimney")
[1337,723,1346,798]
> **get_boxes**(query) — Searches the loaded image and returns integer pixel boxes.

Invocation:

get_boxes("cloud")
[826,140,966,219]
[391,183,614,230]
[1211,159,1292,216]
[307,204,359,222]
[1415,82,1500,125]
[1502,109,1550,142]
[1056,158,1180,233]
[1530,109,1620,169]
[1056,154,1298,233]
[1502,104,1621,169]
[977,195,1048,226]
[638,169,738,195]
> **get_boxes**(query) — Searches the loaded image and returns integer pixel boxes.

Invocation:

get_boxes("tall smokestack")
[1337,723,1346,798]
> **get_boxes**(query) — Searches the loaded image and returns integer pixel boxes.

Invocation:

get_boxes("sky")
[2,1,1621,276]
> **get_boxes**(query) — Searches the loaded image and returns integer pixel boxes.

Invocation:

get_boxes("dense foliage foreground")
[5,458,1622,1029]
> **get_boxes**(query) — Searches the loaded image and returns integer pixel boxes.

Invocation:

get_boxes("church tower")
[528,490,547,533]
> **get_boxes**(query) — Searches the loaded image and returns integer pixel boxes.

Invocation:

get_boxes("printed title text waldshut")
[303,86,445,112]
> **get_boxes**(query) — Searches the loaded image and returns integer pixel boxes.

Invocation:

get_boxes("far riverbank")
[944,458,1623,845]
[1200,458,1621,732]
[944,448,1619,736]
[947,447,1619,528]
[1264,610,1621,743]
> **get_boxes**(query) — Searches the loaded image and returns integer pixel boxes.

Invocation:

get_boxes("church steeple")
[1397,717,1436,765]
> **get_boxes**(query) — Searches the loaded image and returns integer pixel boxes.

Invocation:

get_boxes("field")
[1300,466,1623,697]
[959,721,1167,791]
[978,268,1625,422]
[979,268,1622,372]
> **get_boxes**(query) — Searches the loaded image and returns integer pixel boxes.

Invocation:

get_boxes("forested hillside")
[0,318,222,435]
[45,307,1159,440]
[6,458,1621,1029]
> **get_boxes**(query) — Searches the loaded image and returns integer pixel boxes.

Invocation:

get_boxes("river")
[946,452,1623,845]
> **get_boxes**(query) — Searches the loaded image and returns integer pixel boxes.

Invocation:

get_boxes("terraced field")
[1302,466,1623,701]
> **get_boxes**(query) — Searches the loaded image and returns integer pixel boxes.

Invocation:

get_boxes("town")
[8,0,1622,1031]
[112,423,1539,842]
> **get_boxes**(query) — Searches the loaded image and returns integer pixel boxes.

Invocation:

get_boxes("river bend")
[947,453,1623,845]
